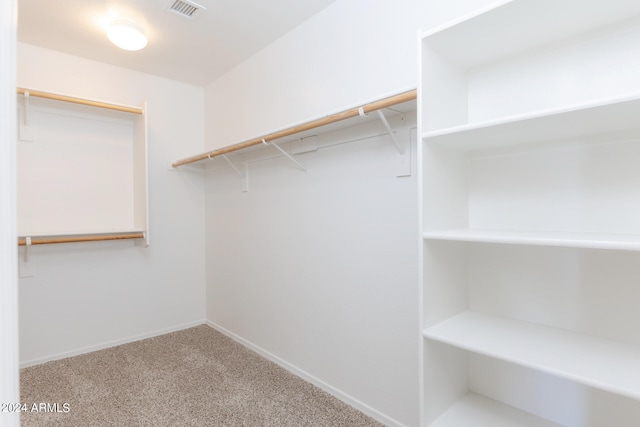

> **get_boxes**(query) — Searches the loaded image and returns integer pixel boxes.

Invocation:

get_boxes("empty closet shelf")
[430,393,561,427]
[423,311,640,400]
[421,94,640,150]
[422,229,640,251]
[17,87,143,114]
[18,231,145,246]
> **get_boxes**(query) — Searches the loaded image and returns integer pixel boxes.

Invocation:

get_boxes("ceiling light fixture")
[107,20,147,51]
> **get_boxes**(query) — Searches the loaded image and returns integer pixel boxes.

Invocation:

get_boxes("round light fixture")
[107,20,147,51]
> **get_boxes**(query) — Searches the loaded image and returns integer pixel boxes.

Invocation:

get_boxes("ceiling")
[17,0,336,87]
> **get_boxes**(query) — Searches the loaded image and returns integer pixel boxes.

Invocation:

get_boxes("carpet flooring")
[20,325,383,426]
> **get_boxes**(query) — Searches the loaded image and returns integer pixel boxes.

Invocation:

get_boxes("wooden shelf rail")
[172,89,417,168]
[18,232,145,246]
[17,88,143,115]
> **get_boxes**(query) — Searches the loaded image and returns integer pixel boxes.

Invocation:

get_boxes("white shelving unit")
[418,1,640,426]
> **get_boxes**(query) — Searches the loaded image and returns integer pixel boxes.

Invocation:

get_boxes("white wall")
[206,120,420,426]
[202,1,435,426]
[17,43,206,366]
[1,1,19,426]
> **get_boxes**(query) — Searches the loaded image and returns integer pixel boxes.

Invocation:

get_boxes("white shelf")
[422,0,640,69]
[423,229,640,251]
[423,311,640,400]
[431,393,560,427]
[18,228,144,238]
[421,94,640,150]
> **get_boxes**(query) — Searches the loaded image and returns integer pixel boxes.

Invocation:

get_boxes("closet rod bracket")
[376,110,404,155]
[24,237,31,263]
[221,155,249,192]
[262,139,307,173]
[24,90,30,126]
[19,90,34,142]
[221,154,245,178]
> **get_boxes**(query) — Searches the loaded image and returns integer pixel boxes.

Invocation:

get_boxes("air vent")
[164,0,206,19]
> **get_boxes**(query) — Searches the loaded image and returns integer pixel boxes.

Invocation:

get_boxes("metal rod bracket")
[24,237,31,263]
[376,110,404,155]
[19,91,34,141]
[221,155,249,192]
[263,139,306,173]
[24,91,30,127]
[221,155,245,178]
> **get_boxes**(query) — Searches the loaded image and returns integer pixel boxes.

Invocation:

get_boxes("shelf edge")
[422,229,640,251]
[423,311,640,401]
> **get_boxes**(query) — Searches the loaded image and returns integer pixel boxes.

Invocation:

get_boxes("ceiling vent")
[164,0,206,19]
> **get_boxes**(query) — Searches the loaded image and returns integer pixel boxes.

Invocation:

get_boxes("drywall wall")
[204,2,409,425]
[205,118,419,426]
[17,43,206,366]
[1,1,19,425]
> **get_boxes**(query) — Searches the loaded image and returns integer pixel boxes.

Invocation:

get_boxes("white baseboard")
[204,320,405,427]
[20,319,207,368]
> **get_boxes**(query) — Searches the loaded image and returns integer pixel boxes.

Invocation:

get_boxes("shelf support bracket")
[19,90,34,142]
[23,90,30,127]
[19,236,35,278]
[24,237,31,263]
[221,155,249,192]
[221,154,245,178]
[262,139,306,173]
[376,110,404,155]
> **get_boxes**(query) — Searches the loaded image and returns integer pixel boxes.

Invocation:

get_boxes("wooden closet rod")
[18,232,144,246]
[16,88,143,115]
[172,89,417,168]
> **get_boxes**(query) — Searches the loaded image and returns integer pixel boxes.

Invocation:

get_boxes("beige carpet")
[20,325,383,426]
